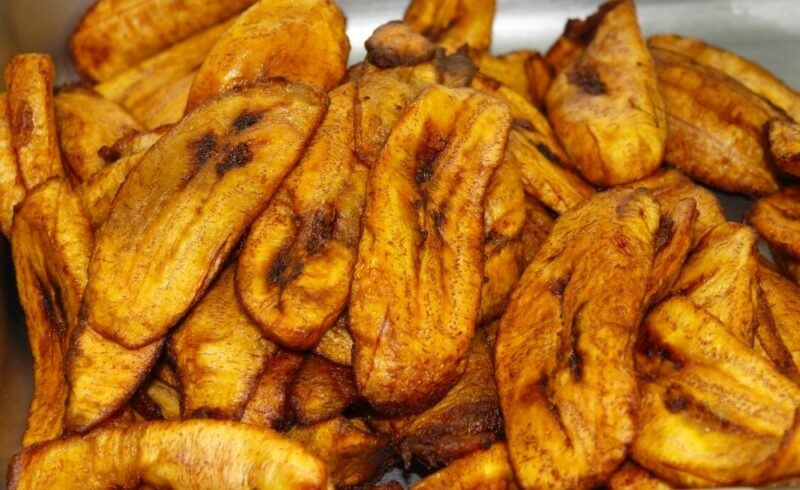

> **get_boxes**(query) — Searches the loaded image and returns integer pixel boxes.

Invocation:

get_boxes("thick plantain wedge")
[70,0,255,82]
[288,417,395,488]
[404,0,495,54]
[313,312,354,366]
[632,296,800,487]
[652,47,784,195]
[126,71,196,130]
[82,81,327,350]
[412,442,516,490]
[370,330,502,469]
[4,54,65,190]
[496,188,660,488]
[545,0,667,186]
[186,0,349,111]
[471,74,595,214]
[643,198,697,307]
[0,94,26,237]
[609,462,672,490]
[241,350,304,429]
[475,50,551,107]
[648,34,800,122]
[236,83,365,350]
[7,419,329,489]
[290,354,358,425]
[365,21,437,69]
[768,120,800,178]
[10,179,93,446]
[350,85,510,414]
[54,85,143,183]
[170,266,276,420]
[748,187,800,262]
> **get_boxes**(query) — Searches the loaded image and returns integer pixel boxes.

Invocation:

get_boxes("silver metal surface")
[0,0,799,486]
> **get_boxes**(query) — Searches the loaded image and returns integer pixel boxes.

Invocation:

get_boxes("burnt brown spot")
[416,127,448,184]
[431,209,446,229]
[568,63,606,95]
[267,245,304,289]
[563,0,621,44]
[548,275,570,295]
[611,230,634,257]
[663,385,688,413]
[654,214,674,254]
[568,304,585,380]
[513,118,535,131]
[535,143,566,167]
[189,132,217,168]
[233,110,266,132]
[216,142,253,176]
[131,391,163,420]
[636,327,685,369]
[97,145,121,163]
[12,101,34,147]
[305,206,337,255]
[36,276,66,336]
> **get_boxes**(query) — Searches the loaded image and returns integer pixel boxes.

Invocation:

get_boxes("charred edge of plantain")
[562,0,626,46]
[365,21,437,69]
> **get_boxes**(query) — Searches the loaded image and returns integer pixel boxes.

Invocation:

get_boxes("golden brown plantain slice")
[290,354,358,425]
[768,120,800,177]
[648,33,800,121]
[0,94,26,237]
[127,70,195,129]
[748,186,800,261]
[236,84,365,349]
[476,50,548,106]
[288,417,395,488]
[241,350,304,429]
[758,262,800,374]
[83,81,327,350]
[8,419,329,489]
[652,47,784,195]
[313,312,354,366]
[4,54,64,189]
[412,442,516,490]
[54,85,143,183]
[632,296,800,486]
[609,462,672,490]
[350,85,510,414]
[545,0,667,186]
[10,179,92,446]
[365,21,437,68]
[370,330,501,469]
[471,74,595,214]
[404,0,495,54]
[643,198,697,307]
[186,0,349,111]
[70,0,255,82]
[496,188,660,488]
[169,266,276,420]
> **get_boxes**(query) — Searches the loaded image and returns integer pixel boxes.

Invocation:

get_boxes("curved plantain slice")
[70,0,255,82]
[313,312,354,366]
[759,262,800,373]
[404,0,495,54]
[632,296,800,487]
[83,81,327,350]
[169,266,276,420]
[0,94,26,237]
[748,187,800,262]
[237,84,364,349]
[496,188,660,488]
[290,354,358,425]
[412,442,516,490]
[127,70,196,129]
[652,47,783,195]
[4,54,64,190]
[10,179,93,446]
[8,419,329,490]
[643,198,697,307]
[476,50,549,107]
[365,21,437,69]
[768,120,800,178]
[609,462,672,490]
[648,33,800,122]
[241,350,304,430]
[350,86,511,414]
[544,0,667,186]
[186,0,349,111]
[54,85,143,183]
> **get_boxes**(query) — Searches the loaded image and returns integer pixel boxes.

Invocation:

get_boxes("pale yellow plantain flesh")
[545,0,667,186]
[169,266,276,419]
[186,0,349,111]
[0,94,26,236]
[412,442,516,490]
[237,83,365,349]
[10,179,93,446]
[496,188,660,488]
[404,0,495,54]
[8,419,329,489]
[350,85,510,414]
[748,187,800,262]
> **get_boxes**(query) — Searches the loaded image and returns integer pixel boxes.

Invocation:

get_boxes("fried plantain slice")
[609,462,672,490]
[170,266,276,420]
[237,84,365,350]
[350,86,510,414]
[644,199,697,307]
[631,168,725,245]
[404,0,495,54]
[127,70,196,129]
[648,33,800,122]
[288,417,395,488]
[313,312,354,366]
[471,74,595,214]
[476,50,549,106]
[241,350,304,430]
[496,188,660,488]
[70,0,255,82]
[632,296,800,487]
[544,0,667,186]
[748,187,800,262]
[365,21,437,69]
[54,85,143,183]
[652,47,784,195]
[186,0,349,111]
[10,179,92,446]
[412,442,516,490]
[8,419,328,489]
[0,94,26,237]
[768,120,800,177]
[370,330,501,469]
[83,81,327,350]
[758,262,800,374]
[290,354,358,425]
[4,54,64,189]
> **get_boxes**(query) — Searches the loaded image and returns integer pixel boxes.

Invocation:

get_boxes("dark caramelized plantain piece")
[404,0,495,54]
[609,462,672,490]
[0,94,26,236]
[350,85,510,414]
[241,350,304,430]
[290,355,358,425]
[365,21,437,68]
[768,120,800,178]
[496,188,660,488]
[748,187,800,262]
[412,442,516,490]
